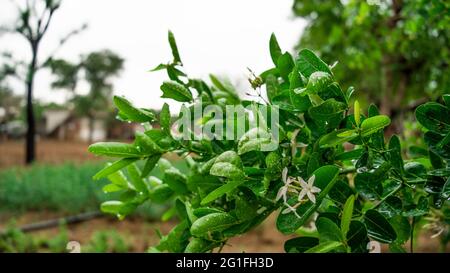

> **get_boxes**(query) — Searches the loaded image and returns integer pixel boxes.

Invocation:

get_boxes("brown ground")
[0,140,98,169]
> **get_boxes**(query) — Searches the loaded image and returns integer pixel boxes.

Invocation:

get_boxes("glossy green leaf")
[93,158,138,180]
[190,213,237,237]
[297,49,332,78]
[185,238,218,253]
[135,131,163,154]
[304,241,343,253]
[163,168,189,195]
[160,81,193,102]
[319,129,358,148]
[88,142,142,158]
[210,162,245,180]
[160,103,171,133]
[168,30,182,64]
[113,96,155,123]
[364,209,397,243]
[277,52,294,80]
[341,195,355,237]
[269,33,282,65]
[317,217,344,243]
[388,135,404,172]
[379,196,402,218]
[415,102,450,133]
[346,220,369,253]
[284,237,319,253]
[201,180,244,205]
[127,163,147,192]
[141,154,162,178]
[360,115,391,137]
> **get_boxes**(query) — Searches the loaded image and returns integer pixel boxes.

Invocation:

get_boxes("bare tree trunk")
[25,42,39,165]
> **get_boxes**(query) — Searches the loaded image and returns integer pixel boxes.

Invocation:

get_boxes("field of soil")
[0,140,98,169]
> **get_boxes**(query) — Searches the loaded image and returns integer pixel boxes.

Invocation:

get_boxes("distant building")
[43,109,107,142]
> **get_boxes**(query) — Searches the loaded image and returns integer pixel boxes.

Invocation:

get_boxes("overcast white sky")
[1,0,306,112]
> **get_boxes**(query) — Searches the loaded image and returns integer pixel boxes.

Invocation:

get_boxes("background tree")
[0,0,86,164]
[49,50,124,142]
[292,0,449,121]
[0,64,22,124]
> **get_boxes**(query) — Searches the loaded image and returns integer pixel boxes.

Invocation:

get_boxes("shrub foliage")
[89,32,449,253]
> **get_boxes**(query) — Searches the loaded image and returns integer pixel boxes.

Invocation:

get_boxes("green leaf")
[265,74,280,102]
[277,52,294,80]
[269,33,282,65]
[106,169,128,187]
[113,96,155,123]
[346,220,369,253]
[415,102,450,133]
[168,30,182,64]
[148,184,174,203]
[388,135,404,173]
[127,163,147,192]
[317,217,344,243]
[160,103,171,133]
[201,180,244,205]
[304,241,343,253]
[190,213,237,237]
[93,158,138,180]
[215,151,243,168]
[185,238,218,253]
[379,196,402,218]
[210,162,245,180]
[163,168,189,195]
[135,131,163,154]
[319,129,358,148]
[355,162,390,200]
[88,142,142,158]
[364,209,397,243]
[237,128,273,155]
[100,201,135,218]
[389,216,410,244]
[141,154,162,178]
[304,71,333,94]
[284,237,319,253]
[360,115,391,137]
[155,220,189,252]
[308,98,346,128]
[297,49,332,78]
[354,100,361,126]
[425,131,450,159]
[160,81,193,102]
[276,165,340,234]
[335,148,364,161]
[341,195,355,237]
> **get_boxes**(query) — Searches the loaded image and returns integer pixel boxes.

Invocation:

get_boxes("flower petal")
[307,191,316,203]
[282,167,288,183]
[308,175,316,186]
[298,189,307,201]
[298,177,308,189]
[311,186,321,193]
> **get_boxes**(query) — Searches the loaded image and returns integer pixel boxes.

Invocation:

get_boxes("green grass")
[0,159,188,217]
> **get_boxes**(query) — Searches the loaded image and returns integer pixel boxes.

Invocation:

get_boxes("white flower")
[276,168,292,203]
[275,168,322,218]
[297,175,321,204]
